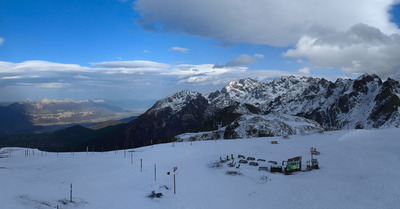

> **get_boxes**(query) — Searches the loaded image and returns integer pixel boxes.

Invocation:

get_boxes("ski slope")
[1,129,400,209]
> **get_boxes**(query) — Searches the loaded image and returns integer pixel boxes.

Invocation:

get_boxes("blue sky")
[1,0,400,102]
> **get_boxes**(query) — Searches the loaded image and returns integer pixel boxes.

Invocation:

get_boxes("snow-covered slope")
[1,129,400,209]
[174,113,323,141]
[150,90,204,114]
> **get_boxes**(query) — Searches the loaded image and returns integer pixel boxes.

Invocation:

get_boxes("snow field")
[1,129,400,209]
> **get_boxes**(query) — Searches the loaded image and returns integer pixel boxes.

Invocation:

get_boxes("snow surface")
[1,129,400,209]
[174,113,323,141]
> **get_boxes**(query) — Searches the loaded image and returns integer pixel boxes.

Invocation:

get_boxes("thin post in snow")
[86,146,88,154]
[154,164,157,182]
[70,183,73,202]
[141,159,143,172]
[124,149,126,158]
[131,153,133,164]
[174,175,176,194]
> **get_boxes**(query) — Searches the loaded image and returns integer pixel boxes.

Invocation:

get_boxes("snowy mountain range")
[105,73,400,148]
[153,73,400,130]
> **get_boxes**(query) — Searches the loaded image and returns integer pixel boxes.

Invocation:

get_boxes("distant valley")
[0,99,144,136]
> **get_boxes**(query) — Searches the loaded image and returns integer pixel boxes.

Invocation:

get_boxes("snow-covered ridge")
[151,90,203,114]
[144,74,400,140]
[174,113,323,141]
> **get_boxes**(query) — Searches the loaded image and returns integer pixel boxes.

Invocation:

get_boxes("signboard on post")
[287,156,302,172]
[167,167,178,194]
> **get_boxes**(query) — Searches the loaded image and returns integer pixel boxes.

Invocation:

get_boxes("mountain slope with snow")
[1,129,399,209]
[97,74,400,149]
[174,113,323,141]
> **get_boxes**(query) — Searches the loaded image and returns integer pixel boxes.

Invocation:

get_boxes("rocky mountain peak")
[151,90,203,114]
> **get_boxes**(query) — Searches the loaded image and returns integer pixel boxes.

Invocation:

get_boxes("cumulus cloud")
[134,0,399,46]
[284,24,400,78]
[0,37,4,45]
[169,47,189,53]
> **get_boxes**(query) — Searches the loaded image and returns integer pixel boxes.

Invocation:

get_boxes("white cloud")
[143,50,151,53]
[91,60,169,69]
[169,47,189,53]
[36,83,71,88]
[298,67,310,75]
[134,0,399,46]
[0,60,93,74]
[254,54,264,59]
[1,75,23,80]
[284,24,400,78]
[0,59,306,101]
[0,37,4,46]
[167,64,291,85]
[91,60,170,74]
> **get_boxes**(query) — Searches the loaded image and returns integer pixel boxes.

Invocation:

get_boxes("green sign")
[287,156,302,172]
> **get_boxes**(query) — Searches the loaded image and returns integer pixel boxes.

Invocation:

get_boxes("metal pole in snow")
[70,183,73,202]
[154,164,157,182]
[174,175,176,194]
